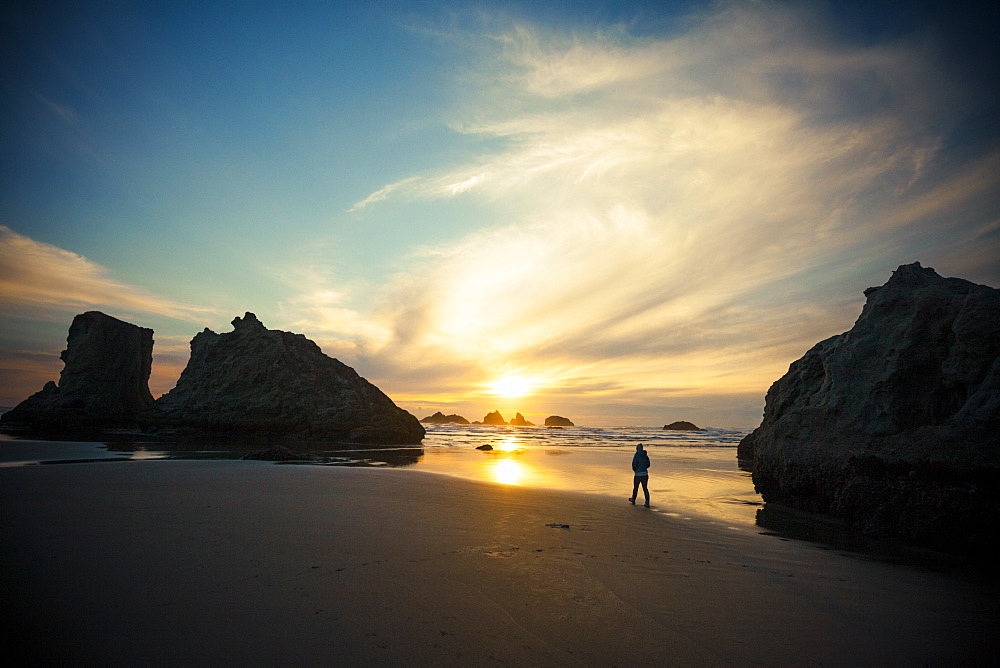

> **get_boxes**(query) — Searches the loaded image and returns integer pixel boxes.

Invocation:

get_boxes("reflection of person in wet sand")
[629,443,650,507]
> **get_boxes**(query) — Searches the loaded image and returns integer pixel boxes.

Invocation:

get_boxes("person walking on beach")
[629,443,651,507]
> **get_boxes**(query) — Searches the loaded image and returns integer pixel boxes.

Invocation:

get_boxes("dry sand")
[3,460,996,665]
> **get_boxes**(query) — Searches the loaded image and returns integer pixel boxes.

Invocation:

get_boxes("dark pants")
[631,475,649,504]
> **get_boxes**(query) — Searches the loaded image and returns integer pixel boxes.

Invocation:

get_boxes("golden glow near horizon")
[488,375,537,398]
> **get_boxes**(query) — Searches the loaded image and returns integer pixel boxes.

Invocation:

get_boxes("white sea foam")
[420,423,751,450]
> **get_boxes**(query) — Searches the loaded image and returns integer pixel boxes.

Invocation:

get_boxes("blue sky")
[2,0,998,427]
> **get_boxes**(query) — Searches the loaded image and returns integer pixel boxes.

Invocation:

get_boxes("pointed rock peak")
[510,412,534,426]
[865,262,939,298]
[888,262,939,286]
[232,312,266,333]
[483,410,507,425]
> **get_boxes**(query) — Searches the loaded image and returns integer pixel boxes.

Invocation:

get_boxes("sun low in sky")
[488,375,538,399]
[1,1,998,427]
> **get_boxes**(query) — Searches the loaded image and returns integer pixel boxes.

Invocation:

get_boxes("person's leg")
[630,477,639,503]
[640,477,650,506]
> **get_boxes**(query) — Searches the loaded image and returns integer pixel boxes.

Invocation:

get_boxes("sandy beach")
[3,454,996,666]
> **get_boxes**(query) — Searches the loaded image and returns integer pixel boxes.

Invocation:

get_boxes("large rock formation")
[545,415,575,427]
[420,412,470,424]
[509,412,534,426]
[482,410,507,425]
[738,263,999,550]
[1,311,153,432]
[145,313,424,445]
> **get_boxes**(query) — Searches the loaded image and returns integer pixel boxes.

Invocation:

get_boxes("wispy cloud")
[316,3,997,425]
[347,177,420,212]
[0,225,212,322]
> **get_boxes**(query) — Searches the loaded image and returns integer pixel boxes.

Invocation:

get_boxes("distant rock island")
[545,415,574,426]
[469,411,543,426]
[509,412,534,426]
[420,412,470,424]
[422,411,573,427]
[738,263,999,551]
[2,311,424,445]
[663,421,703,431]
[481,410,507,425]
[0,311,153,432]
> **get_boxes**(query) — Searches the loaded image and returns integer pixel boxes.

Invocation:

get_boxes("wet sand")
[3,459,996,665]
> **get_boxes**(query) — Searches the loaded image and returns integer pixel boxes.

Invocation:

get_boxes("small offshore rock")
[476,443,494,451]
[663,421,703,431]
[509,412,534,426]
[482,410,507,425]
[420,411,470,424]
[544,415,575,426]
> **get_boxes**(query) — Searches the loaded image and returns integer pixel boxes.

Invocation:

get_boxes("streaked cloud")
[318,3,996,425]
[347,176,421,212]
[5,3,994,428]
[0,225,212,322]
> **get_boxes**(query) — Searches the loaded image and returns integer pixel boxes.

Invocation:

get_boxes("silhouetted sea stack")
[0,311,153,433]
[663,421,703,431]
[545,415,574,427]
[482,410,507,425]
[738,263,1000,551]
[146,313,424,445]
[509,412,534,426]
[420,412,470,424]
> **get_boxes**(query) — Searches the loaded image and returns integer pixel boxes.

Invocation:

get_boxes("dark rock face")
[1,311,153,432]
[509,412,534,426]
[544,415,575,427]
[738,263,1000,551]
[146,313,424,445]
[482,410,507,425]
[420,411,470,424]
[663,421,702,431]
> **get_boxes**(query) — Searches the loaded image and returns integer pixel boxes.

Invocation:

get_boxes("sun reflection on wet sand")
[490,458,524,485]
[415,444,763,528]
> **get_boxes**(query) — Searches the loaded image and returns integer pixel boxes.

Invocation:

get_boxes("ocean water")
[421,423,749,449]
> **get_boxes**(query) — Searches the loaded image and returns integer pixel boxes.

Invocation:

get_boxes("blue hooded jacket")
[632,449,650,475]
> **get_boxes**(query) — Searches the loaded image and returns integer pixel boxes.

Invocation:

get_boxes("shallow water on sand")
[0,424,760,528]
[412,424,761,529]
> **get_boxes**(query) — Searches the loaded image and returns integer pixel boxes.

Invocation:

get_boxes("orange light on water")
[495,434,523,452]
